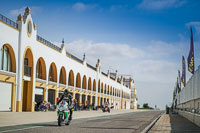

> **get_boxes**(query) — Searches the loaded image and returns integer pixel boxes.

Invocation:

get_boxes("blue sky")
[1,0,200,109]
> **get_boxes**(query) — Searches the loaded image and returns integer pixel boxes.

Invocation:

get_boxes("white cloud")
[131,60,178,83]
[72,2,97,12]
[138,0,186,10]
[146,40,178,57]
[9,6,25,17]
[66,40,146,68]
[9,6,42,17]
[52,39,184,109]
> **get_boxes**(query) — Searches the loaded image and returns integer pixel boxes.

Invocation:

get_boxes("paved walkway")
[149,113,200,133]
[0,109,144,127]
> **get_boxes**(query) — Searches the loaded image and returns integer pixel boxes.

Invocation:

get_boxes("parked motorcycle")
[102,103,110,113]
[57,100,72,126]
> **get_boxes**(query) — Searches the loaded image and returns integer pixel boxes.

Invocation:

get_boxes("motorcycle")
[102,103,110,113]
[57,100,72,126]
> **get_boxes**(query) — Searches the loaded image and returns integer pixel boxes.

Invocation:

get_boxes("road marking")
[0,126,42,133]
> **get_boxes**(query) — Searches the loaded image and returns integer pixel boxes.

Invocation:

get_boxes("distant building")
[122,76,137,109]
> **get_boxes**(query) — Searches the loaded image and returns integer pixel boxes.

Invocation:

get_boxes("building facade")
[0,7,137,112]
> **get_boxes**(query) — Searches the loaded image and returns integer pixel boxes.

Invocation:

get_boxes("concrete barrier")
[178,110,200,127]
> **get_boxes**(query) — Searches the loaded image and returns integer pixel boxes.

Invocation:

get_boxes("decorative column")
[95,59,101,106]
[16,14,24,112]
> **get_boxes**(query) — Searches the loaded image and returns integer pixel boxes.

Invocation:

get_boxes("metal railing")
[59,83,66,87]
[117,80,121,83]
[37,35,84,65]
[75,87,81,90]
[24,65,32,77]
[110,76,115,81]
[66,51,83,64]
[68,85,74,89]
[87,63,96,71]
[48,80,57,85]
[101,72,107,77]
[37,35,61,52]
[0,14,18,29]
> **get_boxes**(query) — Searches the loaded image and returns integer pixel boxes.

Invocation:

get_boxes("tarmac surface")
[149,113,200,133]
[1,110,162,133]
[0,109,145,127]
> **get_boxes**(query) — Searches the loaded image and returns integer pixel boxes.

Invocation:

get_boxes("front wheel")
[58,114,62,126]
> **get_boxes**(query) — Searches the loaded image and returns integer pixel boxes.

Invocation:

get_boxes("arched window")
[82,75,87,89]
[60,69,63,83]
[36,60,42,79]
[68,70,74,86]
[76,73,81,88]
[88,78,91,90]
[104,84,106,94]
[101,82,103,94]
[49,63,57,82]
[0,45,11,71]
[59,67,66,84]
[93,79,96,91]
[49,65,54,81]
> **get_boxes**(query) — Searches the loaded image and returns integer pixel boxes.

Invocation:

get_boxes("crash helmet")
[64,89,69,95]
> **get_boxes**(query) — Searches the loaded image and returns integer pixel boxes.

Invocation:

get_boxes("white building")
[0,7,137,112]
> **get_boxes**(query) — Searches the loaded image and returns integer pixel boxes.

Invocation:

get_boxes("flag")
[187,27,194,74]
[181,56,186,87]
[178,70,181,89]
[173,89,175,100]
[177,77,180,93]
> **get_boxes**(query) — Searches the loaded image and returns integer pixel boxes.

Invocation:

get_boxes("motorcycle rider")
[57,89,73,120]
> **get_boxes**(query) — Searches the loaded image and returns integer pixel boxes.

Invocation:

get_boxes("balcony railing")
[66,51,83,64]
[75,87,81,90]
[24,65,31,77]
[101,72,108,77]
[59,83,66,87]
[87,90,92,93]
[87,63,96,71]
[0,14,18,29]
[110,76,115,81]
[48,81,57,85]
[68,85,74,89]
[37,35,61,52]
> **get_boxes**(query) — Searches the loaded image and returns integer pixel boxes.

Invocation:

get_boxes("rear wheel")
[58,114,62,126]
[65,120,71,125]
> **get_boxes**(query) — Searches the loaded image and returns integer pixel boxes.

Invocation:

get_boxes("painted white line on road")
[0,126,42,133]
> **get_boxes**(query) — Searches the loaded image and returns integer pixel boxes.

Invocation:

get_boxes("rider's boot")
[69,110,72,120]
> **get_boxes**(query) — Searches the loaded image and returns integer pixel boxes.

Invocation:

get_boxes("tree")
[143,103,149,108]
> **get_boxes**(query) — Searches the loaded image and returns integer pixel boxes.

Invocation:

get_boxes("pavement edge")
[141,113,163,133]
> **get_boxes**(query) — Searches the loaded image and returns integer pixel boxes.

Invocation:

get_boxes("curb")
[141,113,163,133]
